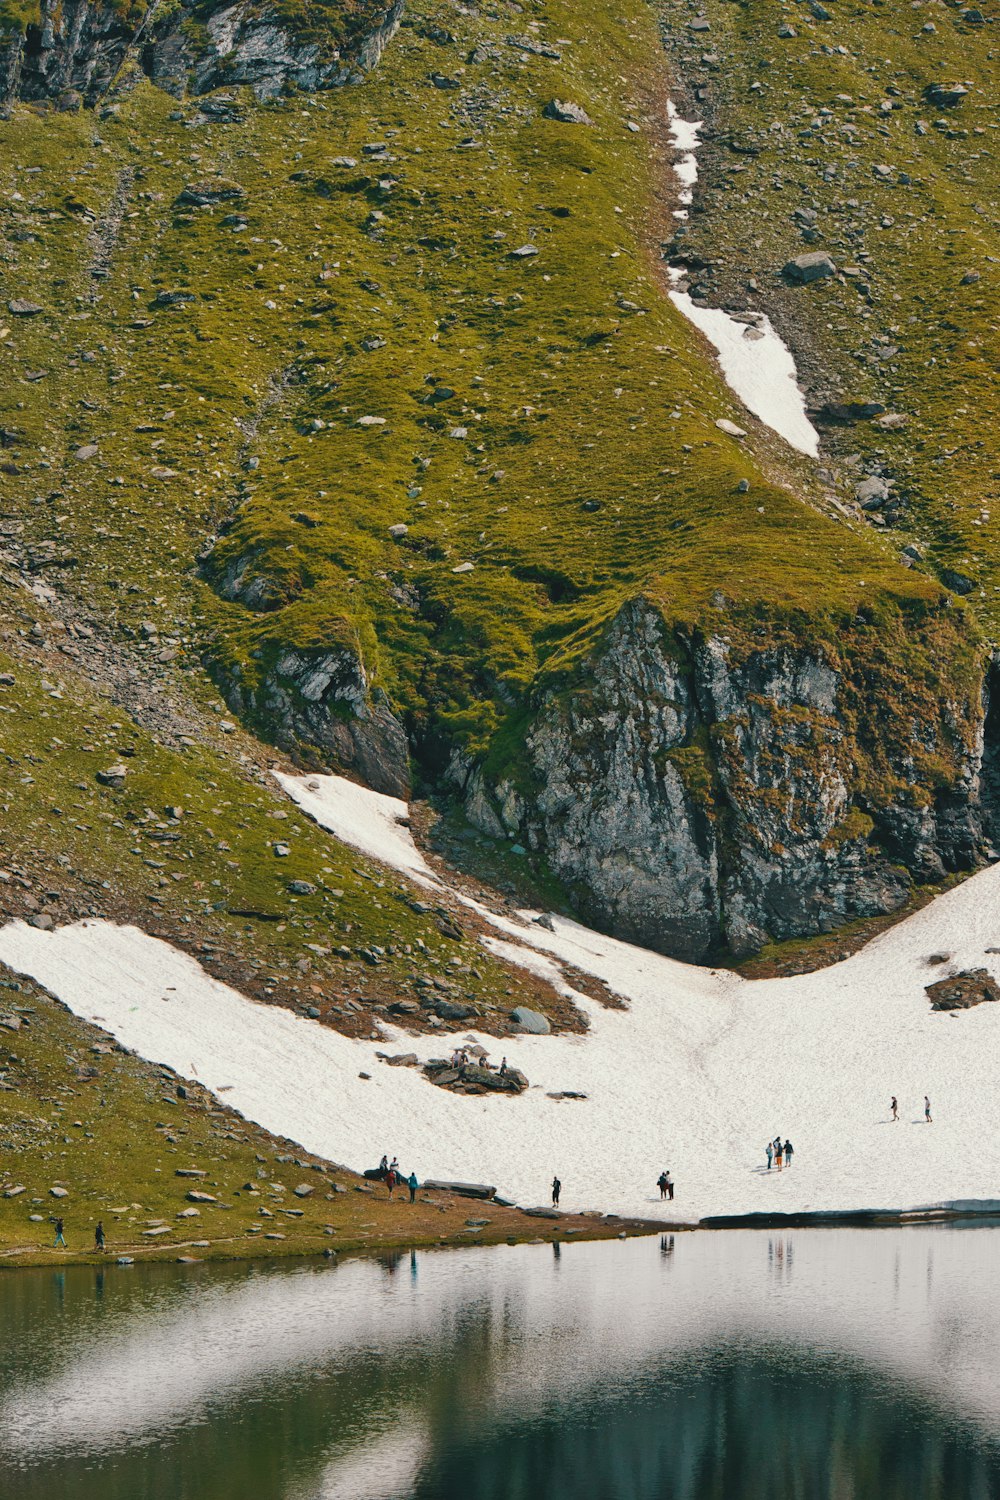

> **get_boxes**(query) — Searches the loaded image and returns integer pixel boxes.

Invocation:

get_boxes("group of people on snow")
[765,1137,794,1171]
[378,1154,420,1202]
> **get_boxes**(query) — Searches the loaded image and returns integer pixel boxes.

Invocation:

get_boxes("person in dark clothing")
[783,1140,794,1167]
[94,1221,105,1252]
[891,1096,898,1122]
[53,1218,66,1249]
[666,1172,674,1201]
[408,1172,418,1203]
[657,1171,669,1200]
[774,1140,783,1170]
[766,1142,774,1170]
[551,1177,561,1207]
[499,1057,508,1078]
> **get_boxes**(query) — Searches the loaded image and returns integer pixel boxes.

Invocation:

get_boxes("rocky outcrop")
[926,969,1000,1012]
[0,0,403,114]
[213,642,410,797]
[454,598,994,961]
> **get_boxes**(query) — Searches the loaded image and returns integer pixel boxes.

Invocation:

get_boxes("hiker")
[379,1154,389,1173]
[551,1176,561,1207]
[94,1221,105,1253]
[499,1057,508,1077]
[390,1156,400,1174]
[386,1168,397,1198]
[408,1172,419,1203]
[657,1171,669,1200]
[774,1140,783,1170]
[666,1172,674,1201]
[891,1096,898,1122]
[53,1217,66,1249]
[783,1140,794,1167]
[925,1095,932,1123]
[765,1142,773,1171]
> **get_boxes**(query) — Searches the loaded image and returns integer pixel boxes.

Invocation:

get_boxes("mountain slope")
[0,0,996,968]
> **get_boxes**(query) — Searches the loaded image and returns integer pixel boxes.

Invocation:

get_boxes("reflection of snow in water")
[6,1229,1000,1474]
[665,102,820,458]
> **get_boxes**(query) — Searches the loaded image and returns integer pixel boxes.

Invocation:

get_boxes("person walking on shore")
[925,1095,932,1123]
[52,1218,66,1249]
[891,1096,898,1122]
[551,1176,561,1208]
[407,1172,418,1204]
[765,1142,773,1171]
[94,1221,105,1253]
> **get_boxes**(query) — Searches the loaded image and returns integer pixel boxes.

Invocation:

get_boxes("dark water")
[2,1228,1000,1499]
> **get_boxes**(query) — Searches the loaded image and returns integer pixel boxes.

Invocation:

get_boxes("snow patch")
[664,101,821,459]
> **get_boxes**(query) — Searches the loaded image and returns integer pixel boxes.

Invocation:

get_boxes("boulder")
[421,1180,497,1199]
[511,1006,551,1034]
[543,99,594,125]
[783,252,836,284]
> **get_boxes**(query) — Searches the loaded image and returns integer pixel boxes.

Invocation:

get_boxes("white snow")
[664,102,821,458]
[3,770,1000,1226]
[273,770,440,889]
[670,292,821,457]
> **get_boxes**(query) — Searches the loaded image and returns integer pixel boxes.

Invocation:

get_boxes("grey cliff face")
[455,599,996,961]
[216,645,410,798]
[0,0,404,113]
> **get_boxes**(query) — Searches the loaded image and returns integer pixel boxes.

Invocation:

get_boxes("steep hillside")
[0,0,996,973]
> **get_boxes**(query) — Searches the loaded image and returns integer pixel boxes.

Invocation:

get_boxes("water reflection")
[0,1228,998,1499]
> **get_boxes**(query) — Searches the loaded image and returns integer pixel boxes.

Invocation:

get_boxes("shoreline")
[0,1208,671,1271]
[6,1198,1000,1272]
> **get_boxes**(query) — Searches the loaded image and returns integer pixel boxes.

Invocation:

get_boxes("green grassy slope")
[0,0,992,956]
[659,0,1000,622]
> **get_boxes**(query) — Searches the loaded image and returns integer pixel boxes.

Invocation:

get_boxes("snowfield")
[1,771,1000,1224]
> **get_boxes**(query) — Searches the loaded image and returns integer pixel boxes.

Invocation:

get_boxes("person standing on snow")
[666,1172,674,1201]
[783,1140,794,1167]
[925,1096,932,1123]
[774,1140,783,1170]
[657,1172,669,1200]
[765,1142,774,1171]
[891,1097,898,1122]
[551,1176,561,1207]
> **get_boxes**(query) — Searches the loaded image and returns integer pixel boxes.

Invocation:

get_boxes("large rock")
[511,1006,551,1034]
[783,252,837,284]
[543,99,594,125]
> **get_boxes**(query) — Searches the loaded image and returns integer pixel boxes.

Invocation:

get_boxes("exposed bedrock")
[0,0,404,113]
[455,601,998,961]
[213,642,410,798]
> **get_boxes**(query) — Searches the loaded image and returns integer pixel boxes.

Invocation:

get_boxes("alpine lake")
[1,1225,999,1500]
